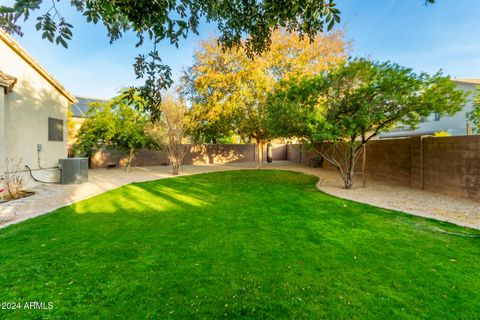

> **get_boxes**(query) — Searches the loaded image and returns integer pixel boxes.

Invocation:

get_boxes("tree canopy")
[267,59,466,188]
[1,0,345,52]
[1,0,345,113]
[180,30,347,133]
[180,29,348,166]
[75,96,152,172]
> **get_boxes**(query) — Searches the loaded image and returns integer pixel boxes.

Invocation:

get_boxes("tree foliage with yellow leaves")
[180,29,348,167]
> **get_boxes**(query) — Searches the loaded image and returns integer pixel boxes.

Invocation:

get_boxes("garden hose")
[24,165,60,184]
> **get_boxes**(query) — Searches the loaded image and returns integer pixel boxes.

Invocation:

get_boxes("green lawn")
[1,170,479,319]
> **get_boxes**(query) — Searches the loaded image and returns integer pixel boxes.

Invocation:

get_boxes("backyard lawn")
[1,170,479,319]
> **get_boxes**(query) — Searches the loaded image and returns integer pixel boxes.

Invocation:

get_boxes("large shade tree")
[267,59,467,188]
[180,29,348,167]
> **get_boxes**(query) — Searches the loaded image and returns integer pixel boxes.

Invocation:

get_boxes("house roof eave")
[453,78,480,86]
[0,71,17,94]
[0,30,77,104]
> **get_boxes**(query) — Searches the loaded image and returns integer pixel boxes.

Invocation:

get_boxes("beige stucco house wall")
[0,30,76,184]
[381,79,478,138]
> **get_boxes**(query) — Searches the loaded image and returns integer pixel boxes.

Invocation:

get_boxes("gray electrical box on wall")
[58,158,89,184]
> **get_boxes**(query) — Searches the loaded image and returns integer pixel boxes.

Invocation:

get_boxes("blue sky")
[8,0,480,99]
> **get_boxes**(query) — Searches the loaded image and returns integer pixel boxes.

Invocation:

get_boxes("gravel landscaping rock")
[264,162,480,230]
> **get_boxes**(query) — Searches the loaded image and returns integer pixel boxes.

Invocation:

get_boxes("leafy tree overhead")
[1,0,344,118]
[1,0,344,52]
[268,59,467,188]
[181,29,348,167]
[1,0,435,118]
[75,96,152,172]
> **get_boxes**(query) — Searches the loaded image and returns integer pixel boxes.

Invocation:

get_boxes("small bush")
[434,130,451,137]
[1,158,26,199]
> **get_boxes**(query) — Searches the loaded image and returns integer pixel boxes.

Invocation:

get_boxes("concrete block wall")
[286,144,301,163]
[365,138,412,186]
[287,136,480,201]
[285,144,320,166]
[90,144,287,169]
[409,137,424,190]
[422,136,480,200]
[264,144,287,162]
[88,138,480,201]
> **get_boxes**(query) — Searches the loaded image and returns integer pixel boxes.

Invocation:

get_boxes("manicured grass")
[0,170,479,319]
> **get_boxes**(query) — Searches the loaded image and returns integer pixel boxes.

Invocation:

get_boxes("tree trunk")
[344,168,354,189]
[126,148,135,173]
[362,144,366,187]
[166,142,187,175]
[317,141,359,189]
[343,143,356,189]
[171,161,180,175]
[342,142,361,189]
[257,141,264,168]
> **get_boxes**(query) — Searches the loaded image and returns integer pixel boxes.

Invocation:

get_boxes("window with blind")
[48,117,64,141]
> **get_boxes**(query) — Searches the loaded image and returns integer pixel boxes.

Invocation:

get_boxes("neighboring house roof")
[453,78,480,85]
[0,30,77,104]
[70,96,108,117]
[0,71,16,93]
